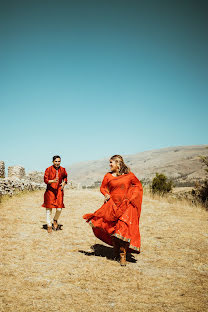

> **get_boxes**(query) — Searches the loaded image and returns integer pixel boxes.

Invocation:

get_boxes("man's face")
[53,158,61,168]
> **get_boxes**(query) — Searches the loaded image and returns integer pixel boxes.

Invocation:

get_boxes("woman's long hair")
[110,155,130,175]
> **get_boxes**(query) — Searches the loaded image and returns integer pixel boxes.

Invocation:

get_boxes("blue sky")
[0,0,207,172]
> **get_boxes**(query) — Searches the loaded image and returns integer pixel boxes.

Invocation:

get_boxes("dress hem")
[88,220,140,252]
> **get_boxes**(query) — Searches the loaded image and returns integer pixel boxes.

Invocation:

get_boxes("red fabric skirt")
[83,197,141,253]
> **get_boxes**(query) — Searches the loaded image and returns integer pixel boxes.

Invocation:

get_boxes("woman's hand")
[104,194,110,203]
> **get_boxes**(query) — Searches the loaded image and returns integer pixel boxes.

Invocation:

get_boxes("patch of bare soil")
[0,189,207,312]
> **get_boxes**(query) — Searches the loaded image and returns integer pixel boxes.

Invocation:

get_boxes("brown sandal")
[120,246,127,266]
[53,220,58,230]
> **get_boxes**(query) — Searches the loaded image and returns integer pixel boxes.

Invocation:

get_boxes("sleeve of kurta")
[63,168,68,184]
[129,173,143,211]
[100,174,110,196]
[44,168,50,184]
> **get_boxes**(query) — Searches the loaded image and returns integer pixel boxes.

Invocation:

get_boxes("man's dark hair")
[53,155,61,161]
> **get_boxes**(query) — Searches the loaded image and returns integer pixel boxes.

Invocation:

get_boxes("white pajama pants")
[46,208,62,226]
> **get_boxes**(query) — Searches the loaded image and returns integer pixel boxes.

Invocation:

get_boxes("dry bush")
[192,156,208,209]
[151,173,173,195]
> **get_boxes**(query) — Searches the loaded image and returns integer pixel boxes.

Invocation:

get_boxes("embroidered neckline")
[109,172,130,178]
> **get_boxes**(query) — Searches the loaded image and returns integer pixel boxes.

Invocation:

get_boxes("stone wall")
[26,171,44,184]
[0,163,45,197]
[0,162,81,197]
[0,161,5,178]
[70,181,81,189]
[0,178,45,196]
[8,166,25,179]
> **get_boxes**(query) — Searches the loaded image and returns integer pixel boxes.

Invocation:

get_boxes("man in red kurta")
[42,155,67,233]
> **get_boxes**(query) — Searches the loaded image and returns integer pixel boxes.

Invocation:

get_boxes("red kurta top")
[83,172,143,252]
[42,165,68,209]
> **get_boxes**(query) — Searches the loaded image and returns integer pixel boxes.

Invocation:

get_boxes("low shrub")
[192,156,208,209]
[151,173,173,196]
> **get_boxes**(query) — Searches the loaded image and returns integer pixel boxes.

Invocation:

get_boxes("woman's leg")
[119,240,129,266]
[112,237,120,260]
[46,208,52,233]
[53,208,62,230]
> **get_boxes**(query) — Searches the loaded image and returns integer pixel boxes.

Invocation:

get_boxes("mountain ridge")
[66,145,208,187]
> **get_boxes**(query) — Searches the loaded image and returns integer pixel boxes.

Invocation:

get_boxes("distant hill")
[66,145,208,187]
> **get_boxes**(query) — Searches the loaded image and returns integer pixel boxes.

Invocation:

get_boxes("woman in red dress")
[83,155,143,266]
[42,155,67,233]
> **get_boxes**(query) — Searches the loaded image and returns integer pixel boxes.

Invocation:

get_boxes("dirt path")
[0,189,207,312]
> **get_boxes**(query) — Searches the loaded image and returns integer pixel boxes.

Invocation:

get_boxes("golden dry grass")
[0,189,208,312]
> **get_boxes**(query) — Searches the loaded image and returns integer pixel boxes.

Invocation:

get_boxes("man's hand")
[48,178,58,184]
[104,194,110,203]
[60,181,66,190]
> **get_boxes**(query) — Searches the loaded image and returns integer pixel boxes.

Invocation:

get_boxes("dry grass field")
[0,189,208,312]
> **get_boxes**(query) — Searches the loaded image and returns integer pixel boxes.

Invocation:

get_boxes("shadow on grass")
[42,224,63,231]
[79,244,137,263]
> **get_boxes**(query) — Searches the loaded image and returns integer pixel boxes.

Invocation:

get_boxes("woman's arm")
[129,173,143,209]
[100,174,111,202]
[100,174,110,195]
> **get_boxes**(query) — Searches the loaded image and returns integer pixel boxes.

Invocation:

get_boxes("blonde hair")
[110,155,130,175]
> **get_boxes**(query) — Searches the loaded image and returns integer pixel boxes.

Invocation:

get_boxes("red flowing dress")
[42,166,67,209]
[83,172,143,252]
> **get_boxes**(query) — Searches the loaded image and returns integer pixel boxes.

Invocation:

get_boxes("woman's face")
[53,158,61,168]
[109,159,118,172]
